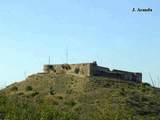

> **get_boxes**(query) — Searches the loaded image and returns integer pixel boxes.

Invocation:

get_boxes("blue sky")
[0,0,160,88]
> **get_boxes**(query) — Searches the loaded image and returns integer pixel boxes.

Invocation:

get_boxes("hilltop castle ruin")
[43,61,142,83]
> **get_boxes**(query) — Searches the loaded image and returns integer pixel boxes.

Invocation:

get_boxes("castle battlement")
[43,61,142,83]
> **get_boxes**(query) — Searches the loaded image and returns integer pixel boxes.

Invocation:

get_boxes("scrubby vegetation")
[25,85,33,91]
[0,74,160,120]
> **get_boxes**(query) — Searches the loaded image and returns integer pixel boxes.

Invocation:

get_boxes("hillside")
[0,73,160,120]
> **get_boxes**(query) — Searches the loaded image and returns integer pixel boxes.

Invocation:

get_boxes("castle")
[43,61,142,83]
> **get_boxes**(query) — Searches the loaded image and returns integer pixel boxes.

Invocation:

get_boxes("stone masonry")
[43,61,142,83]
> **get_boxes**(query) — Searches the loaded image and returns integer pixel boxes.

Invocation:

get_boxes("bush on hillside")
[10,86,18,91]
[142,82,151,87]
[49,86,56,95]
[64,99,77,107]
[25,86,33,91]
[31,91,39,97]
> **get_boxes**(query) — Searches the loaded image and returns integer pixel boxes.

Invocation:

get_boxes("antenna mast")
[48,56,50,64]
[158,75,160,88]
[24,70,27,79]
[149,73,155,87]
[66,44,68,64]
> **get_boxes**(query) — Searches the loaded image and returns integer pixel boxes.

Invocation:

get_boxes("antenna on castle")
[157,75,160,88]
[24,70,27,79]
[149,73,155,87]
[48,56,50,64]
[66,44,68,64]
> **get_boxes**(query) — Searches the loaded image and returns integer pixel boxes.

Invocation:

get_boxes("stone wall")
[43,61,142,83]
[112,69,142,83]
[92,65,110,76]
[43,63,92,77]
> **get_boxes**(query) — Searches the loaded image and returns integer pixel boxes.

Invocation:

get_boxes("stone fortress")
[43,61,142,83]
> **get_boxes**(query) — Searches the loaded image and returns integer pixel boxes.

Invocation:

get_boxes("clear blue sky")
[0,0,160,88]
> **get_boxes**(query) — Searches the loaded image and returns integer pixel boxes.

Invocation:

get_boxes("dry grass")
[1,73,160,120]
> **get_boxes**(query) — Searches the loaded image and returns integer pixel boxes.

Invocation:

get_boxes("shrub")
[65,89,73,94]
[0,111,5,120]
[10,86,18,91]
[31,91,39,97]
[103,83,111,88]
[142,83,151,87]
[64,99,77,107]
[57,96,63,100]
[49,87,56,95]
[17,92,24,96]
[119,88,127,96]
[52,100,59,105]
[0,94,7,105]
[25,86,33,91]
